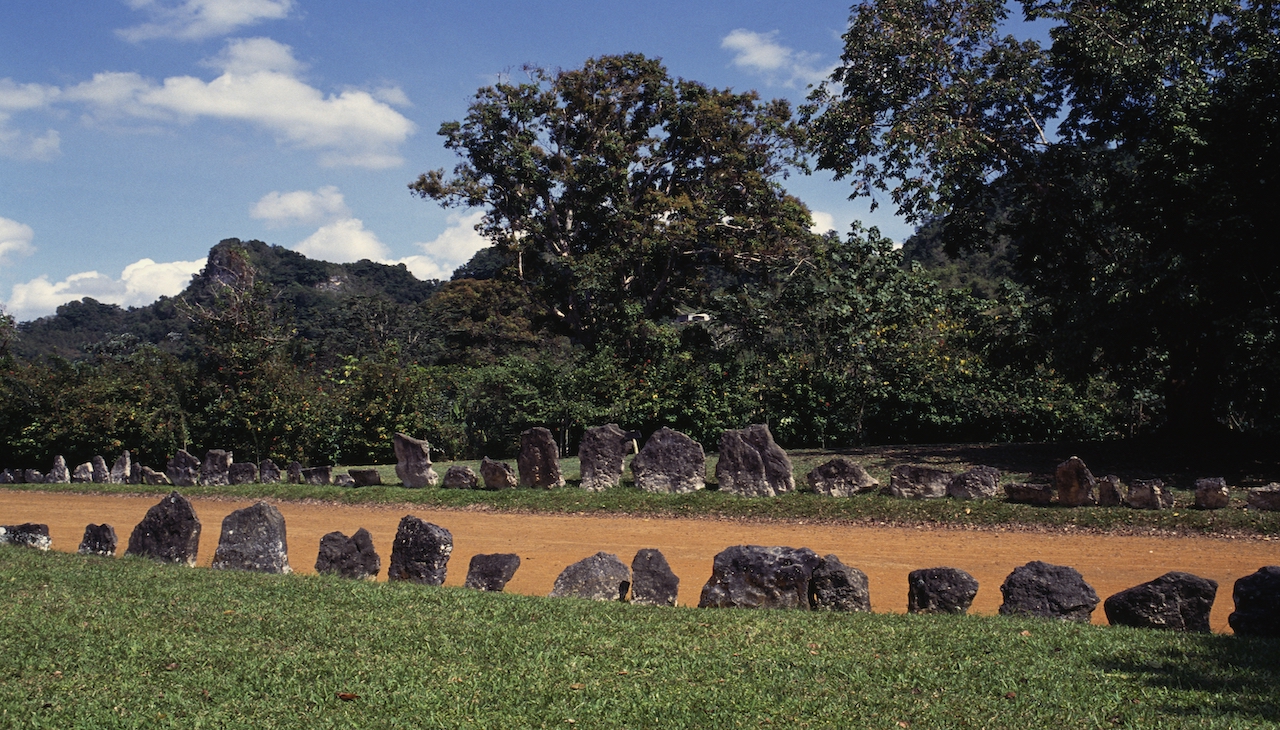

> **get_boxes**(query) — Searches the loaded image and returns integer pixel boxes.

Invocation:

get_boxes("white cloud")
[385,210,488,280]
[204,35,302,75]
[0,217,36,265]
[294,218,389,263]
[118,0,293,42]
[251,185,349,227]
[721,29,834,87]
[809,210,836,235]
[0,80,62,160]
[6,256,206,321]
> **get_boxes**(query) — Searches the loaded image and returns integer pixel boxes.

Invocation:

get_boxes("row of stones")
[3,493,1277,637]
[1006,456,1280,511]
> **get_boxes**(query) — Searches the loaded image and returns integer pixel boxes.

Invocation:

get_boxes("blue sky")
[0,1,915,322]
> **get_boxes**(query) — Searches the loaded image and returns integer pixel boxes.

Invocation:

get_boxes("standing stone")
[1104,571,1217,632]
[0,469,12,484]
[908,567,980,615]
[71,462,94,483]
[631,427,706,494]
[715,424,794,497]
[287,461,303,484]
[1004,482,1054,505]
[387,515,452,585]
[465,553,521,592]
[393,433,439,488]
[0,523,52,551]
[1055,456,1097,507]
[883,465,953,500]
[999,561,1099,622]
[110,452,132,484]
[24,469,44,484]
[1097,475,1126,507]
[166,449,202,487]
[698,545,822,610]
[139,466,171,486]
[549,552,631,602]
[631,548,679,607]
[578,424,630,492]
[1228,566,1280,638]
[518,427,564,488]
[301,467,331,485]
[443,465,478,489]
[46,456,69,484]
[124,491,201,566]
[348,468,382,487]
[806,457,879,497]
[1125,479,1175,510]
[201,449,232,486]
[1194,477,1230,510]
[315,528,381,580]
[479,457,518,490]
[947,466,1001,499]
[211,501,290,574]
[78,523,117,556]
[91,455,110,484]
[1247,484,1280,511]
[259,459,282,484]
[809,554,872,612]
[228,462,258,485]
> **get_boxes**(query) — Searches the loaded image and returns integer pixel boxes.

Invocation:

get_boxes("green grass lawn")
[2,546,1278,729]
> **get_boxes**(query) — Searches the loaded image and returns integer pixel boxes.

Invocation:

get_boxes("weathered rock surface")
[211,501,291,574]
[140,466,171,485]
[259,459,282,484]
[71,462,94,483]
[287,461,303,484]
[1055,456,1097,507]
[348,468,381,487]
[578,424,631,492]
[1097,475,1126,507]
[91,455,110,484]
[125,491,201,566]
[1194,477,1230,510]
[201,449,232,486]
[166,450,201,487]
[631,548,679,607]
[0,523,51,550]
[805,457,879,497]
[947,466,1001,499]
[387,515,452,585]
[480,457,518,490]
[228,462,258,485]
[110,452,132,484]
[631,427,705,494]
[443,465,478,489]
[1125,479,1175,510]
[1104,571,1217,632]
[716,424,794,497]
[46,456,69,484]
[549,552,631,601]
[301,466,331,485]
[24,469,44,484]
[78,523,117,556]
[1228,566,1280,637]
[908,567,980,614]
[518,427,564,488]
[883,465,953,500]
[698,545,822,610]
[809,554,871,612]
[0,469,13,484]
[394,433,439,488]
[333,473,355,486]
[315,528,381,580]
[999,561,1099,622]
[1248,484,1280,511]
[1004,482,1054,505]
[465,553,521,592]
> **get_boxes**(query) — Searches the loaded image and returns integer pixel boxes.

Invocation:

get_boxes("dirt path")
[4,491,1277,633]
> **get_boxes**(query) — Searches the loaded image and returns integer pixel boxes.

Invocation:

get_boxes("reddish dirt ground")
[3,490,1277,633]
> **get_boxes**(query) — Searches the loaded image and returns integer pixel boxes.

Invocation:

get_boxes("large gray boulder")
[442,465,478,489]
[698,545,822,610]
[394,433,439,488]
[71,462,94,483]
[465,553,521,592]
[715,424,794,497]
[805,457,879,497]
[348,468,382,487]
[259,459,282,484]
[78,523,117,556]
[124,491,201,566]
[809,554,871,612]
[883,465,953,500]
[999,561,1099,622]
[549,552,630,601]
[46,456,69,484]
[24,469,44,484]
[91,455,110,484]
[947,466,1001,499]
[211,501,291,574]
[578,424,631,492]
[1004,482,1054,505]
[1125,479,1175,510]
[1194,477,1230,510]
[228,462,259,485]
[1097,475,1126,507]
[110,452,132,484]
[166,449,201,487]
[301,466,331,485]
[387,515,452,585]
[315,528,381,580]
[631,427,705,494]
[480,457,518,490]
[1247,484,1280,511]
[287,461,303,484]
[518,427,564,488]
[1104,571,1217,632]
[201,449,232,486]
[1055,456,1097,507]
[630,548,679,607]
[908,567,979,614]
[1228,566,1280,638]
[0,523,51,551]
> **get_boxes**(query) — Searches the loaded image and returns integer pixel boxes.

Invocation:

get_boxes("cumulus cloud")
[294,218,390,263]
[387,210,489,281]
[721,29,833,87]
[251,185,349,227]
[0,217,37,265]
[0,79,62,160]
[118,0,294,42]
[809,210,836,235]
[6,256,206,321]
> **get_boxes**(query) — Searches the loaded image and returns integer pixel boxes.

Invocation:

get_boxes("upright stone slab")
[140,466,171,485]
[46,456,69,484]
[1097,475,1125,507]
[301,466,331,485]
[110,451,132,484]
[1055,456,1097,506]
[947,466,1001,499]
[166,449,201,487]
[999,561,1099,622]
[631,427,705,494]
[91,455,110,484]
[348,468,382,487]
[442,465,478,489]
[0,469,13,484]
[883,465,952,499]
[908,567,980,615]
[259,459,282,484]
[287,461,303,484]
[228,462,258,485]
[1247,484,1280,511]
[1194,477,1230,510]
[71,462,94,483]
[1004,482,1054,505]
[387,515,452,585]
[393,433,439,488]
[698,545,822,610]
[1104,571,1217,632]
[24,469,44,484]
[549,552,631,602]
[1125,479,1175,510]
[465,553,521,592]
[211,501,290,574]
[480,457,517,490]
[315,528,381,580]
[578,424,630,492]
[201,449,232,486]
[1228,566,1280,638]
[518,427,564,488]
[125,491,201,566]
[0,523,52,550]
[715,424,794,497]
[631,548,679,607]
[809,554,871,612]
[78,523,117,556]
[805,457,879,497]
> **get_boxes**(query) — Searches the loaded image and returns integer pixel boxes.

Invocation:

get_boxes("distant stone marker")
[1194,477,1229,510]
[201,449,233,486]
[212,501,291,574]
[394,433,439,488]
[166,450,201,487]
[259,459,282,484]
[91,455,110,484]
[884,465,952,500]
[715,424,794,497]
[348,468,382,487]
[806,457,879,497]
[315,528,381,581]
[518,427,564,488]
[1125,479,1175,510]
[630,427,705,494]
[947,466,1000,499]
[387,515,452,585]
[1055,456,1096,506]
[479,457,518,490]
[549,552,631,602]
[443,465,478,489]
[110,451,132,484]
[578,424,632,492]
[301,466,331,485]
[1003,482,1054,505]
[78,523,117,556]
[46,456,69,484]
[229,462,259,485]
[465,553,521,592]
[72,462,94,483]
[125,491,201,566]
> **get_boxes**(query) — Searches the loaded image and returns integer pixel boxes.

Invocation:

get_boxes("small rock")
[1194,478,1230,510]
[999,561,1099,622]
[166,449,201,487]
[0,523,51,551]
[883,465,952,500]
[348,468,381,487]
[211,501,290,574]
[78,523,117,556]
[479,457,518,490]
[630,548,679,607]
[301,466,331,485]
[139,466,171,485]
[1097,475,1126,507]
[1055,456,1097,507]
[394,433,439,488]
[1125,479,1175,510]
[1247,484,1280,511]
[259,459,282,484]
[287,461,303,484]
[24,469,44,484]
[809,554,871,612]
[908,567,979,614]
[698,545,821,610]
[578,424,631,492]
[201,449,232,486]
[387,515,452,585]
[333,473,355,486]
[464,553,521,592]
[1004,482,1054,505]
[110,452,132,484]
[805,457,879,497]
[0,469,13,484]
[71,462,94,483]
[443,465,478,489]
[315,528,381,580]
[1228,566,1280,638]
[124,491,201,566]
[91,455,110,484]
[1104,571,1217,632]
[228,462,258,485]
[631,427,706,494]
[947,466,1001,500]
[518,427,564,488]
[549,552,630,601]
